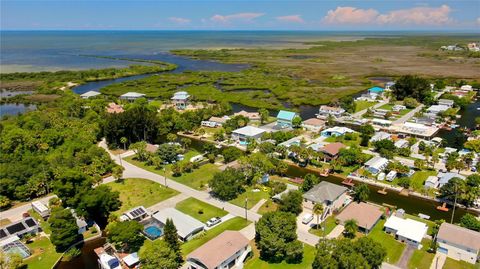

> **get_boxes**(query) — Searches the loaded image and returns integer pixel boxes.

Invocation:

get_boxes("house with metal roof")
[187,231,251,269]
[231,125,266,145]
[152,208,204,241]
[171,91,190,110]
[321,126,355,137]
[317,106,345,118]
[368,86,385,94]
[437,172,465,188]
[384,215,428,248]
[119,92,146,101]
[437,222,480,264]
[80,90,102,99]
[302,181,349,213]
[364,156,389,175]
[276,110,298,128]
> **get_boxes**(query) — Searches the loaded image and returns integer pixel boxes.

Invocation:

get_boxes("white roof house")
[460,85,473,91]
[231,126,266,143]
[424,176,439,188]
[152,208,204,241]
[370,132,391,142]
[120,92,146,100]
[32,201,50,218]
[364,156,389,175]
[80,91,101,99]
[438,99,455,107]
[122,252,140,268]
[427,105,450,114]
[371,118,392,127]
[394,139,409,148]
[171,91,190,101]
[384,215,428,247]
[321,126,355,137]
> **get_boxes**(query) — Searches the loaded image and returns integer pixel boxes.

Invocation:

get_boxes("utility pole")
[450,183,458,224]
[245,196,248,221]
[164,167,167,188]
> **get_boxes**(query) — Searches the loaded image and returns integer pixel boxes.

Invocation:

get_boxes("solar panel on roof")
[25,218,36,227]
[6,223,26,234]
[0,229,7,239]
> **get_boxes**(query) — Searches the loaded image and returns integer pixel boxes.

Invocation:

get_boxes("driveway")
[396,245,415,269]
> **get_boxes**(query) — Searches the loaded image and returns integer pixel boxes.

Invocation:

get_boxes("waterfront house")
[32,201,50,219]
[369,86,385,95]
[427,105,450,115]
[94,245,122,269]
[394,139,409,149]
[276,110,298,128]
[302,181,349,213]
[437,172,465,188]
[0,217,40,240]
[364,156,389,175]
[438,99,455,108]
[119,92,146,101]
[186,231,251,269]
[171,91,190,110]
[319,142,346,162]
[231,125,266,144]
[302,118,325,132]
[321,126,355,137]
[437,222,480,264]
[384,215,428,248]
[201,116,229,128]
[80,90,101,99]
[424,176,439,188]
[152,208,204,241]
[336,202,383,234]
[233,110,261,121]
[370,131,391,142]
[317,105,345,118]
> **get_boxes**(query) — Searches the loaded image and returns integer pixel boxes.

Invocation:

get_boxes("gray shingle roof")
[303,181,348,204]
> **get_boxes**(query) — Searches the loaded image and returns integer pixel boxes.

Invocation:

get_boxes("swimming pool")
[144,225,163,240]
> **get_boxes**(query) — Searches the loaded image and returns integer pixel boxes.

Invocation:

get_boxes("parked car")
[302,214,313,224]
[206,217,222,227]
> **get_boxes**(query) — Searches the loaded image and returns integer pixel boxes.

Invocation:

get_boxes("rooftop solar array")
[130,207,146,218]
[6,223,25,234]
[0,217,39,238]
[25,219,36,227]
[0,230,7,239]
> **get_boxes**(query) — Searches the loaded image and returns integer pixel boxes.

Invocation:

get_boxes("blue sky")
[1,0,479,30]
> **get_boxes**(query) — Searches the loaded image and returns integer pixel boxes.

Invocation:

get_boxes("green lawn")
[257,199,278,215]
[309,215,338,237]
[230,187,271,209]
[124,152,220,190]
[408,239,435,269]
[106,178,179,214]
[443,258,478,269]
[181,217,251,255]
[175,197,228,223]
[24,236,63,269]
[409,170,437,192]
[244,242,316,269]
[367,219,406,264]
[355,101,376,113]
[28,209,51,235]
[83,226,99,240]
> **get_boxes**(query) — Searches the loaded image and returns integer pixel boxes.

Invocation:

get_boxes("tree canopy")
[391,75,431,102]
[139,240,182,269]
[106,220,145,252]
[209,168,246,200]
[278,190,303,216]
[48,207,82,252]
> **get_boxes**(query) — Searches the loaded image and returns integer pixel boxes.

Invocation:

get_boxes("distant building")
[384,215,428,248]
[187,231,251,269]
[321,126,355,137]
[437,222,480,264]
[437,172,465,188]
[80,91,102,99]
[119,92,146,101]
[319,142,346,162]
[336,202,383,234]
[317,105,345,118]
[233,110,261,121]
[302,181,349,213]
[106,103,124,114]
[276,110,298,128]
[302,118,326,132]
[171,91,190,110]
[152,208,204,241]
[231,126,266,144]
[438,99,455,108]
[460,85,473,91]
[364,156,389,175]
[424,176,439,189]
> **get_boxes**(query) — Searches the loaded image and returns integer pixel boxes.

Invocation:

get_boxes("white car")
[302,214,313,224]
[206,217,222,227]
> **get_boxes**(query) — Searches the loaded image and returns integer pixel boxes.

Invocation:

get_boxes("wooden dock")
[377,187,387,195]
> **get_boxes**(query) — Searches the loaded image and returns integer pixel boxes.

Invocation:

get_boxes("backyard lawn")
[244,242,316,269]
[309,215,338,237]
[181,217,251,255]
[409,170,437,192]
[107,178,179,213]
[257,199,278,215]
[443,258,478,269]
[367,219,406,264]
[230,187,271,209]
[24,236,63,269]
[355,101,376,113]
[407,239,435,269]
[175,197,228,223]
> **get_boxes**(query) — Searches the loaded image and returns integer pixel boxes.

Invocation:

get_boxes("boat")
[436,202,449,212]
[418,213,431,220]
[377,187,387,195]
[399,188,409,196]
[341,178,355,187]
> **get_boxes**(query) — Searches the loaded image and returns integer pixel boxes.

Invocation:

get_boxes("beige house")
[437,222,480,264]
[302,181,349,215]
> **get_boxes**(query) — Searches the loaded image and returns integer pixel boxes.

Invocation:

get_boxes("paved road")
[352,101,388,118]
[393,104,424,124]
[0,195,56,222]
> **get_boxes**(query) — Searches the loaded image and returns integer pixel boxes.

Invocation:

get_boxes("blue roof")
[277,110,297,121]
[369,86,384,93]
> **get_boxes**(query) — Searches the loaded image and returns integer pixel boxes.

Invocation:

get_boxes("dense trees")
[353,184,370,203]
[301,174,319,192]
[139,240,182,269]
[221,146,244,163]
[106,221,145,252]
[209,168,245,200]
[439,174,480,206]
[359,124,375,147]
[373,139,396,159]
[163,219,183,264]
[255,211,302,263]
[343,219,358,238]
[278,190,303,216]
[74,185,121,226]
[391,75,431,102]
[49,207,82,251]
[337,146,369,167]
[459,213,480,231]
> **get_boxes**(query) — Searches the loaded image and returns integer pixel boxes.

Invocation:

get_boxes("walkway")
[397,245,415,269]
[147,193,189,213]
[429,253,447,269]
[326,224,344,239]
[250,199,267,213]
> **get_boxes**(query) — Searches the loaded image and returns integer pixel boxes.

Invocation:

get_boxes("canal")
[437,101,480,148]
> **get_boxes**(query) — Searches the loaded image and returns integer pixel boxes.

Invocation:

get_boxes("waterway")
[54,237,106,269]
[437,101,480,148]
[0,103,37,117]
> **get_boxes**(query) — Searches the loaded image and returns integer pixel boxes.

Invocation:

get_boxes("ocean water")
[0,30,374,72]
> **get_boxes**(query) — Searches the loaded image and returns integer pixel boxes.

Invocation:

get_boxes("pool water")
[144,225,163,240]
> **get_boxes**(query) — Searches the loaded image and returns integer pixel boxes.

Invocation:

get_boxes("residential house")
[80,90,101,99]
[364,156,389,175]
[437,222,480,264]
[319,142,346,162]
[71,209,88,234]
[321,126,355,137]
[461,85,473,91]
[424,176,439,188]
[302,181,349,214]
[94,246,121,269]
[0,235,31,259]
[385,82,395,91]
[302,118,325,132]
[233,110,261,121]
[171,91,190,110]
[201,116,229,128]
[152,208,204,241]
[336,202,383,234]
[373,109,389,118]
[317,105,345,118]
[392,105,406,112]
[370,131,391,142]
[427,105,450,115]
[384,215,428,248]
[106,103,124,114]
[122,253,140,268]
[394,139,409,149]
[32,201,50,219]
[438,99,455,108]
[119,92,146,101]
[0,217,40,240]
[186,231,251,269]
[121,206,149,222]
[276,110,298,128]
[437,172,465,188]
[231,126,266,144]
[467,43,479,52]
[415,116,436,126]
[368,86,385,95]
[371,118,393,128]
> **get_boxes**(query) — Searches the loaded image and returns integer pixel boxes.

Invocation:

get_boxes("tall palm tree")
[313,203,324,235]
[344,219,358,238]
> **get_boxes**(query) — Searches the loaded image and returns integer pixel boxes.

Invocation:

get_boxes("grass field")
[309,215,338,237]
[106,178,179,213]
[230,187,271,209]
[181,217,251,255]
[407,239,435,269]
[244,242,316,269]
[257,199,278,215]
[409,170,437,192]
[443,258,478,269]
[355,101,376,112]
[24,236,63,269]
[175,197,228,223]
[367,219,406,264]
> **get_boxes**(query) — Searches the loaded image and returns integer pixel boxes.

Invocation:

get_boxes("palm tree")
[313,203,324,235]
[120,137,128,151]
[344,219,358,238]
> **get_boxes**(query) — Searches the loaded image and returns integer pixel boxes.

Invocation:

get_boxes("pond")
[0,103,37,117]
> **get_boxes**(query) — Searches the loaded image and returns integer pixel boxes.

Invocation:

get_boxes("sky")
[1,0,479,31]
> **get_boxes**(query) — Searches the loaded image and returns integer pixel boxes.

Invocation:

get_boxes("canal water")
[437,101,480,148]
[0,103,37,117]
[54,237,106,269]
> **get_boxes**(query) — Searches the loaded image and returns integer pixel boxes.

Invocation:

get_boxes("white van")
[190,155,204,163]
[377,172,386,181]
[302,214,313,224]
[386,171,397,182]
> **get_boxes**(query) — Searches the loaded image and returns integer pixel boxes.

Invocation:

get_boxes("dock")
[399,188,409,196]
[377,187,387,195]
[341,178,355,187]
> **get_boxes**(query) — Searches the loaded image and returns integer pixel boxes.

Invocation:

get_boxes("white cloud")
[276,15,304,23]
[210,12,264,23]
[323,5,453,26]
[477,17,480,25]
[168,17,191,24]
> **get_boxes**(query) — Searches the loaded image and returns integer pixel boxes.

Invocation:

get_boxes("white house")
[80,91,101,99]
[171,91,190,110]
[437,172,465,188]
[231,126,266,144]
[371,118,392,127]
[364,156,389,175]
[394,139,409,149]
[370,131,391,142]
[302,118,325,132]
[321,126,355,137]
[392,105,406,112]
[424,176,439,188]
[120,92,146,101]
[32,201,50,219]
[385,82,395,91]
[187,231,251,269]
[460,85,473,91]
[152,208,204,241]
[427,105,450,115]
[438,99,455,108]
[317,105,345,118]
[437,222,480,264]
[384,215,428,248]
